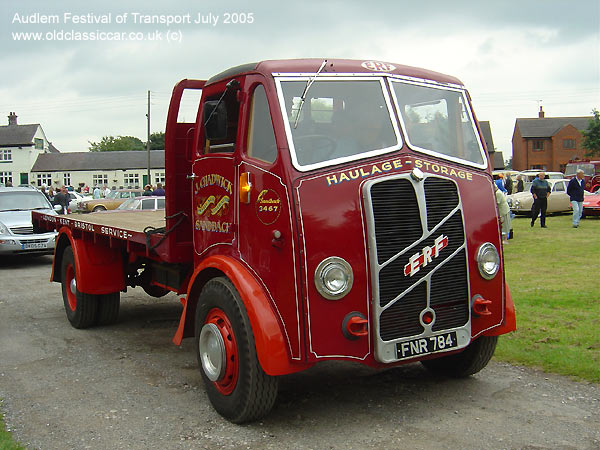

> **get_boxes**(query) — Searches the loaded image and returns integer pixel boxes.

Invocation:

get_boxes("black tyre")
[96,292,120,326]
[92,206,106,212]
[60,246,98,329]
[195,277,278,423]
[421,336,498,378]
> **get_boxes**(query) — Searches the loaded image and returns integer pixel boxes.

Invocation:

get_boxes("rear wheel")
[93,206,106,212]
[60,246,98,329]
[195,277,278,423]
[96,292,120,326]
[421,336,498,378]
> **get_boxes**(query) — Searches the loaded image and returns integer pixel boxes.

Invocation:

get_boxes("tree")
[89,135,145,152]
[148,132,165,150]
[582,108,600,157]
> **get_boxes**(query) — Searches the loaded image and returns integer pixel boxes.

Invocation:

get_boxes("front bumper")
[0,231,57,254]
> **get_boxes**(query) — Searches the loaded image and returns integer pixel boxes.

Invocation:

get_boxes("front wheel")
[421,336,498,378]
[195,277,278,423]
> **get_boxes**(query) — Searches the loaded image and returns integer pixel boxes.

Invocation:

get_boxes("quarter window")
[247,85,277,164]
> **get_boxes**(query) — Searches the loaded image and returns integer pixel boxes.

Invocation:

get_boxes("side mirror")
[203,100,228,140]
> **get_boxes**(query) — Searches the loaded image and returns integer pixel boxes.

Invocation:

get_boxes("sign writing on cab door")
[255,189,281,225]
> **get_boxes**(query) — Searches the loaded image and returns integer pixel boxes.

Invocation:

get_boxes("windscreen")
[0,191,52,211]
[391,81,485,166]
[565,163,594,176]
[278,79,399,169]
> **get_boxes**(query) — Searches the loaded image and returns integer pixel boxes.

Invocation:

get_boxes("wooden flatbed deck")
[66,210,166,233]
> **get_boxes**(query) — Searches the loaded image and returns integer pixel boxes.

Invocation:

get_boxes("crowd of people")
[35,182,167,215]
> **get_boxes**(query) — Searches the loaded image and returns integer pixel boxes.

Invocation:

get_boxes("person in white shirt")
[103,185,111,197]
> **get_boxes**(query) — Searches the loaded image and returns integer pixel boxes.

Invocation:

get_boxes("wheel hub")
[70,277,77,295]
[199,323,226,382]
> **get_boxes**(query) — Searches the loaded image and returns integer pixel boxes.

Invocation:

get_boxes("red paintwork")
[205,308,239,395]
[65,263,77,311]
[30,59,516,378]
[583,192,600,216]
[565,160,600,192]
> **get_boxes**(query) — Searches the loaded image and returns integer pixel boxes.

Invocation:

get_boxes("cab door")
[191,81,240,255]
[236,77,303,361]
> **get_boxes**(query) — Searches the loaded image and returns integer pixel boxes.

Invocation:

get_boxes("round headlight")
[314,257,353,300]
[476,243,500,280]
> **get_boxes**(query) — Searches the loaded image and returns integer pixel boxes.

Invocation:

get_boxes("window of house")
[562,139,576,149]
[63,173,71,186]
[36,173,52,187]
[532,140,544,151]
[34,138,44,150]
[0,149,12,162]
[93,174,108,187]
[124,173,139,187]
[530,164,546,170]
[154,172,165,184]
[0,172,13,185]
[246,85,277,164]
[203,87,240,154]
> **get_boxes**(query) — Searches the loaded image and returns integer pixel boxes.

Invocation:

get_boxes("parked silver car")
[0,187,58,255]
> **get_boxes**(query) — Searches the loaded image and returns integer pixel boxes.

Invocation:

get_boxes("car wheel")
[195,277,278,423]
[60,246,98,329]
[142,284,170,298]
[93,206,107,212]
[421,336,498,378]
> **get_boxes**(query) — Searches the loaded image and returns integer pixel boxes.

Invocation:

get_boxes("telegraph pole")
[146,90,151,186]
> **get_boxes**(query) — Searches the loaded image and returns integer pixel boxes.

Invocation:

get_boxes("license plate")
[22,242,47,250]
[396,331,458,360]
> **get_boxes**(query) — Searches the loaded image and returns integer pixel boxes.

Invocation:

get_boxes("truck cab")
[162,59,515,421]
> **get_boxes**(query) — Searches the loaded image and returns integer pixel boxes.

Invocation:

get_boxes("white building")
[0,112,60,185]
[31,150,166,191]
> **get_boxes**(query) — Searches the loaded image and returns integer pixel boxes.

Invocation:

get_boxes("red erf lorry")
[565,159,600,192]
[32,59,516,423]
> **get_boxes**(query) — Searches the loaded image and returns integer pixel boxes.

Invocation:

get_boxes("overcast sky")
[1,0,599,161]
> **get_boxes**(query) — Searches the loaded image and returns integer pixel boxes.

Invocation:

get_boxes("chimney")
[8,112,17,126]
[538,106,545,119]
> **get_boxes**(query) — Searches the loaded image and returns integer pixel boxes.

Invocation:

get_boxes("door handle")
[186,174,196,180]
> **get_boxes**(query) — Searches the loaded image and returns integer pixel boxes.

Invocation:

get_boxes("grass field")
[495,213,600,383]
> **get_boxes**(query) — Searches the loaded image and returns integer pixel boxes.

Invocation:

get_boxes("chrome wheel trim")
[199,323,226,382]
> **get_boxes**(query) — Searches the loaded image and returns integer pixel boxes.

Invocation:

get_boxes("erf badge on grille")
[404,235,449,277]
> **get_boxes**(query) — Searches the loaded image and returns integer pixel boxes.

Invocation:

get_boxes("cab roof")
[205,58,463,87]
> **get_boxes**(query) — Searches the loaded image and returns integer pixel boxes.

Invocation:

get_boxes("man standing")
[530,172,551,228]
[53,186,70,215]
[93,186,101,199]
[515,174,524,193]
[567,169,586,228]
[504,172,514,195]
[152,183,165,196]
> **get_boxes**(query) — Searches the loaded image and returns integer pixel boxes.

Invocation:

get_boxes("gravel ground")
[0,255,598,450]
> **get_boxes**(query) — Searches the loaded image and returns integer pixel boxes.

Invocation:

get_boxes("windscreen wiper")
[293,59,328,129]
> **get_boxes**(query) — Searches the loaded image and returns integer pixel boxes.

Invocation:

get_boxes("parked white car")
[0,187,58,255]
[507,179,572,215]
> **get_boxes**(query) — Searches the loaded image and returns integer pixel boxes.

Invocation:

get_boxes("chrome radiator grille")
[364,174,471,360]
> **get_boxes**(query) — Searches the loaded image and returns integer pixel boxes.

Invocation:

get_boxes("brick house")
[512,107,592,172]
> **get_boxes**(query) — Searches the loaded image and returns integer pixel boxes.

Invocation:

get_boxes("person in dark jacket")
[530,172,551,228]
[515,174,524,193]
[504,172,513,195]
[142,184,153,196]
[567,169,586,228]
[152,182,165,196]
[52,186,70,215]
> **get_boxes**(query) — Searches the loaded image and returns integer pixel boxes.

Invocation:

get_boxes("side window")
[203,87,240,154]
[141,199,153,210]
[247,85,277,164]
[157,198,165,209]
[553,182,565,192]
